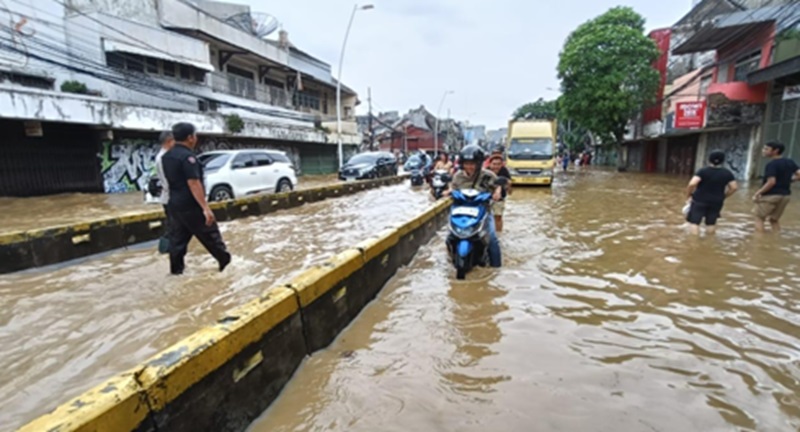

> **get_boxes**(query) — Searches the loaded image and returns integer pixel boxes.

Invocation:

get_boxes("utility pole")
[367,87,373,151]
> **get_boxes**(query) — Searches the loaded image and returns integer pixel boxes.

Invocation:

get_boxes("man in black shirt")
[685,150,738,235]
[162,122,231,275]
[753,142,800,232]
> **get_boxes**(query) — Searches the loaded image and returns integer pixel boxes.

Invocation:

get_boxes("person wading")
[487,154,512,232]
[685,150,738,235]
[162,122,231,275]
[753,142,800,233]
[154,130,175,253]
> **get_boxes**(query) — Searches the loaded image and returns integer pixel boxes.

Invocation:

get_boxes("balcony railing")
[209,72,291,108]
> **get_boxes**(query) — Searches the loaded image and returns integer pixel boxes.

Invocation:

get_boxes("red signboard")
[675,101,706,129]
[644,28,671,124]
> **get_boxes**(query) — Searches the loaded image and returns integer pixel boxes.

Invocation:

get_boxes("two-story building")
[666,2,800,179]
[0,0,360,196]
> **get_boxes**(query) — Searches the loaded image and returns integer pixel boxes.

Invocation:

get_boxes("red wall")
[379,126,436,152]
[715,23,775,84]
[644,28,671,124]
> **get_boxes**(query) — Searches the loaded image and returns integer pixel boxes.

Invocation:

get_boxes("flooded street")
[0,174,338,234]
[250,170,800,432]
[0,183,429,431]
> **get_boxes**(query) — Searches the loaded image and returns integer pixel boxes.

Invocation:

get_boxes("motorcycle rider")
[445,145,502,267]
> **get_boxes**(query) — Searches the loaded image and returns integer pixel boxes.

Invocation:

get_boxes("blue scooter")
[446,188,493,279]
[446,178,507,279]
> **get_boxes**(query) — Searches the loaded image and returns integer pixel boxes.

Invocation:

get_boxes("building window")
[293,89,321,111]
[162,61,176,77]
[145,57,159,74]
[0,70,54,90]
[733,51,761,82]
[105,53,206,84]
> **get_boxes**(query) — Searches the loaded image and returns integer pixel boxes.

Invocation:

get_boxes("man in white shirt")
[155,131,175,253]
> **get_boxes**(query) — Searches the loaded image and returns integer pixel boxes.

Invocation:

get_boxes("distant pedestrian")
[483,145,505,169]
[562,151,570,171]
[685,150,738,235]
[752,142,800,233]
[162,122,231,275]
[488,155,512,232]
[434,152,453,172]
[155,131,175,253]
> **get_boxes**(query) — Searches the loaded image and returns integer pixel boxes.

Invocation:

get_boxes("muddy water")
[0,174,338,234]
[250,170,800,432]
[0,183,430,431]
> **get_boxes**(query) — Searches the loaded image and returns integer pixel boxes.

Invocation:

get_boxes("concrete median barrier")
[18,195,450,432]
[1,175,408,274]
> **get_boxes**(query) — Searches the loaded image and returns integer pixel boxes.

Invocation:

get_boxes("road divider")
[18,197,451,432]
[0,176,406,274]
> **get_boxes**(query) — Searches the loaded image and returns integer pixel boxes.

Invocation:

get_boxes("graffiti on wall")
[100,136,306,194]
[706,127,751,180]
[100,139,160,193]
[198,137,302,174]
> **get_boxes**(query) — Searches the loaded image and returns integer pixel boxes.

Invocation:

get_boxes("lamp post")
[336,4,374,169]
[434,90,454,155]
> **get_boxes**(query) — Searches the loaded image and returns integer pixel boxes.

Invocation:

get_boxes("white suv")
[198,149,298,202]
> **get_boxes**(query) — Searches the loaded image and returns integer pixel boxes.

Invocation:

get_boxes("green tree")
[557,6,660,169]
[512,98,558,120]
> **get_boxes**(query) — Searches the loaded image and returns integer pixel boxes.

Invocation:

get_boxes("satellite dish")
[226,12,279,39]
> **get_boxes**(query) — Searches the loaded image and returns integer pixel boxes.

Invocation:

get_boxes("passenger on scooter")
[444,145,502,267]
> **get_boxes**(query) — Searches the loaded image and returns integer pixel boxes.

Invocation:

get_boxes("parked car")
[338,151,398,181]
[199,149,297,202]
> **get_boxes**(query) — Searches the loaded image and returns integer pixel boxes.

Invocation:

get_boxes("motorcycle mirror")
[495,177,509,186]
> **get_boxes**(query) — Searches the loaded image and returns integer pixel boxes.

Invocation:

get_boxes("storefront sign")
[783,85,800,101]
[675,101,706,129]
[24,121,43,137]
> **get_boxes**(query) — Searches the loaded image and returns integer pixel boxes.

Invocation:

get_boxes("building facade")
[0,0,360,196]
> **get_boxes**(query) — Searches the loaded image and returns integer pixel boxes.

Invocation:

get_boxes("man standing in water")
[162,122,231,274]
[753,142,800,232]
[154,131,174,253]
[685,150,738,235]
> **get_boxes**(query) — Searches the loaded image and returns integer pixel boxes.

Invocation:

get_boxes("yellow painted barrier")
[18,191,449,432]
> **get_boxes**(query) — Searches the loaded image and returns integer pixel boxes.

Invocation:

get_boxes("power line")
[0,1,322,124]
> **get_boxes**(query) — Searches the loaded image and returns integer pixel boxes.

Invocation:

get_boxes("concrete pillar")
[695,133,708,172]
[657,139,667,173]
[745,124,763,180]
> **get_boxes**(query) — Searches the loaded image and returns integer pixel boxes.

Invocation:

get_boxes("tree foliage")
[512,98,558,120]
[557,6,660,167]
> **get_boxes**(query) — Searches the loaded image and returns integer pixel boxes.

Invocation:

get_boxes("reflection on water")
[250,170,800,432]
[0,175,339,234]
[0,183,429,431]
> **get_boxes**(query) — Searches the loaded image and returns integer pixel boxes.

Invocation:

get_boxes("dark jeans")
[169,206,230,275]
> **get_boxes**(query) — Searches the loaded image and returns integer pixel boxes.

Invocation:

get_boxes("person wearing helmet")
[445,144,502,267]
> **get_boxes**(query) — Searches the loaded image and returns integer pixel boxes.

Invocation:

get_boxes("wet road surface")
[0,174,338,234]
[250,170,800,432]
[0,183,430,431]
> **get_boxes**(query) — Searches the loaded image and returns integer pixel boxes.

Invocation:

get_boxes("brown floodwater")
[0,183,430,431]
[0,174,338,234]
[250,169,800,432]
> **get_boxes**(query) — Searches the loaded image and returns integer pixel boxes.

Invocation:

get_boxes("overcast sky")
[242,0,691,130]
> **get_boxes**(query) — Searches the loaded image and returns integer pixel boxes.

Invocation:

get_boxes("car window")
[202,154,231,170]
[250,152,273,167]
[348,153,378,165]
[269,153,291,164]
[232,153,254,168]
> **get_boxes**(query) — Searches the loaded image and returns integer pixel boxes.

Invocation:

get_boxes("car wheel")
[210,185,234,202]
[276,178,293,193]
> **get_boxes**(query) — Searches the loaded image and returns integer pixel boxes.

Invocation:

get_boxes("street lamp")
[336,4,374,169]
[434,90,454,155]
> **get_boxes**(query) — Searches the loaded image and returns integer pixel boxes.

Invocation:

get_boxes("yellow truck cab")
[505,119,557,186]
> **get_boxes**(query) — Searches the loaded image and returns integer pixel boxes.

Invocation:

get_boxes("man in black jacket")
[162,122,231,275]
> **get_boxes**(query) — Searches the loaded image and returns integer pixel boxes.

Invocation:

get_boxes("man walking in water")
[154,131,174,253]
[162,122,231,274]
[685,150,738,235]
[753,142,800,232]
